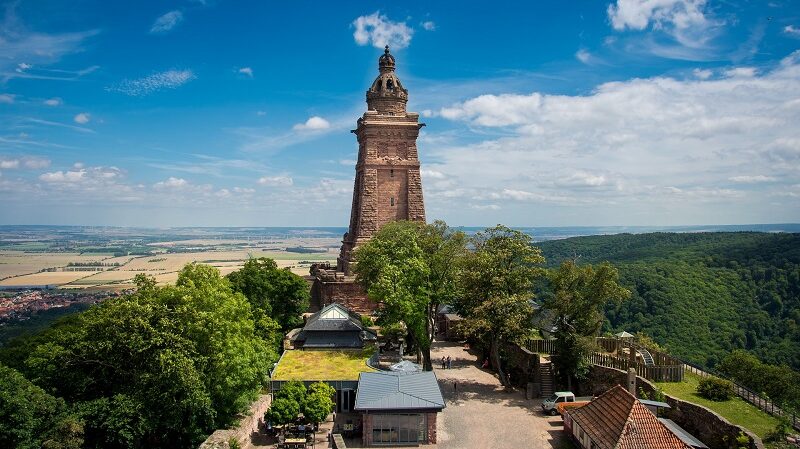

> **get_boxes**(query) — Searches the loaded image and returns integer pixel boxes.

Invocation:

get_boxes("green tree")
[463,294,536,386]
[455,225,544,386]
[303,382,336,425]
[227,257,310,332]
[12,264,275,448]
[0,363,82,449]
[278,381,307,405]
[544,260,630,390]
[354,221,466,371]
[266,397,300,426]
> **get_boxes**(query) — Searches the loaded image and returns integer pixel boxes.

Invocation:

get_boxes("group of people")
[440,355,453,369]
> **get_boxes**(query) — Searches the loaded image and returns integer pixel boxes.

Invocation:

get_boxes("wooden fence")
[684,362,799,431]
[588,352,684,382]
[524,337,684,382]
[525,338,556,355]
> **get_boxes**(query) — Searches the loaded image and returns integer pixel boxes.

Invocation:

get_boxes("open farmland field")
[0,271,98,286]
[0,252,116,280]
[0,226,343,290]
[0,248,335,289]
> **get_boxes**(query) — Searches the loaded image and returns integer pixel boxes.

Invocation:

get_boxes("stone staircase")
[539,360,554,397]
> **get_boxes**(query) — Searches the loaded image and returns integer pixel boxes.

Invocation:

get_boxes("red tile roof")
[568,385,691,449]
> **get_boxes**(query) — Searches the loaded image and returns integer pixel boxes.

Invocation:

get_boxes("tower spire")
[367,46,407,114]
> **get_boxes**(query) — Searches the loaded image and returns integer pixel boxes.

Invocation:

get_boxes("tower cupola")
[367,46,408,115]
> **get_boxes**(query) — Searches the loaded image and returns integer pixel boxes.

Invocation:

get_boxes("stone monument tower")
[311,46,426,313]
[337,46,426,274]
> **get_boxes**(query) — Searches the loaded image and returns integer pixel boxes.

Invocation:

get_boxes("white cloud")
[785,25,800,37]
[40,170,84,183]
[0,159,19,169]
[238,67,254,77]
[421,169,446,179]
[293,116,331,132]
[575,49,592,64]
[693,68,712,79]
[150,11,183,34]
[0,156,50,170]
[339,159,356,166]
[39,166,122,184]
[256,111,266,116]
[0,93,14,103]
[0,5,100,77]
[606,0,721,56]
[429,53,800,223]
[258,175,294,187]
[153,177,188,190]
[729,175,776,183]
[352,12,413,49]
[73,113,90,124]
[44,97,62,106]
[724,67,756,78]
[107,69,196,96]
[608,0,709,32]
[421,21,436,31]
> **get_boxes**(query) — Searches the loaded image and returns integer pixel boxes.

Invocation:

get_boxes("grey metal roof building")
[355,371,446,411]
[288,303,377,349]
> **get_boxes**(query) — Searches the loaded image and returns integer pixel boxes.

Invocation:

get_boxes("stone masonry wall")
[376,168,408,224]
[313,277,374,315]
[362,413,373,446]
[585,366,764,449]
[198,394,271,449]
[426,412,437,444]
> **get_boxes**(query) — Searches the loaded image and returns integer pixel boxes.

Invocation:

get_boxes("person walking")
[441,356,446,370]
[446,356,452,369]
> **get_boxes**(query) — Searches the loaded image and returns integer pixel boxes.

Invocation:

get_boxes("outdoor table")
[283,438,306,448]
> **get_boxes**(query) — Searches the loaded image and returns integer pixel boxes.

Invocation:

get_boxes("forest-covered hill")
[536,232,800,370]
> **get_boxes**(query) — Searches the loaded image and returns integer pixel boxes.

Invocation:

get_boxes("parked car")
[541,391,593,415]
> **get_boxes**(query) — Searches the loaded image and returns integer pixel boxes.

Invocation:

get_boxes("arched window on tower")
[390,197,395,206]
[387,78,394,90]
[390,169,394,177]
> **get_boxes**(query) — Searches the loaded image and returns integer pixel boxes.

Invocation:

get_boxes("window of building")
[390,169,394,177]
[372,414,426,444]
[390,197,395,206]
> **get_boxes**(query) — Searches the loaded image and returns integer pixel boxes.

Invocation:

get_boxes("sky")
[0,0,799,227]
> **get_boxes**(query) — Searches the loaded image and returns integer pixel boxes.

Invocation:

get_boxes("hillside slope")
[536,232,800,370]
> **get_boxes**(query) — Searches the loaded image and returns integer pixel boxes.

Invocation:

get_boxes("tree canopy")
[537,232,800,370]
[1,263,276,449]
[454,225,544,386]
[354,220,466,371]
[227,257,310,332]
[543,260,631,389]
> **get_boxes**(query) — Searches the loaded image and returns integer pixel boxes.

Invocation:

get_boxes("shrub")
[228,438,242,449]
[360,315,375,327]
[697,377,735,401]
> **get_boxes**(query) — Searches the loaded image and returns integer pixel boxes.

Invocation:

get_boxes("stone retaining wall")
[585,366,764,449]
[198,394,271,449]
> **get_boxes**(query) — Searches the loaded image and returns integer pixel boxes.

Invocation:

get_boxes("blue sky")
[1,0,799,227]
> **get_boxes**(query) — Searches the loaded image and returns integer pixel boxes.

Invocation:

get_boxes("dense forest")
[537,232,800,371]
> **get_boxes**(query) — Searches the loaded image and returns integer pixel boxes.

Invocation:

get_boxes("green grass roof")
[271,348,376,381]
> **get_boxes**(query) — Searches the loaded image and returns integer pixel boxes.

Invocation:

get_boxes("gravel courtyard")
[431,340,569,449]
